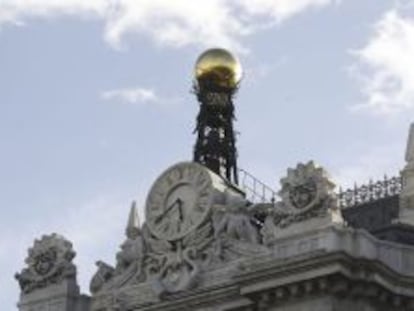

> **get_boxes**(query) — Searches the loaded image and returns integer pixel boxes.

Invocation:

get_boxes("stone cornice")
[92,226,414,310]
[238,251,414,310]
[94,249,414,311]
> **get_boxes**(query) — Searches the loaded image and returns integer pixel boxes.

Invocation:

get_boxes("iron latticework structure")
[192,48,242,185]
[193,83,239,185]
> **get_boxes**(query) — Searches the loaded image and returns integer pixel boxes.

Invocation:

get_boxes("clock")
[145,162,227,240]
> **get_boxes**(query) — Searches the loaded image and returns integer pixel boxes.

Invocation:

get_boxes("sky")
[1,0,414,309]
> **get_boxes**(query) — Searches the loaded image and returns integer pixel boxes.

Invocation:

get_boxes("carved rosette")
[15,233,76,294]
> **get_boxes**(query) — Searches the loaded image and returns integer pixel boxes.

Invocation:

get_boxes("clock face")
[145,162,214,240]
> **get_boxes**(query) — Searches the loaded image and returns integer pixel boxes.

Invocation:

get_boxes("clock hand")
[154,198,181,224]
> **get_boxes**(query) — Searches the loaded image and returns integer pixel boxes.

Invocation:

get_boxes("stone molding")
[239,252,414,311]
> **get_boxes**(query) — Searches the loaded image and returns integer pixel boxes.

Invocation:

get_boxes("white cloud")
[351,9,414,115]
[0,0,336,50]
[237,0,334,22]
[0,0,107,25]
[101,87,158,105]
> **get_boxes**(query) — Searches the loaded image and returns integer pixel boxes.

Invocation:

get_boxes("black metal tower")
[193,48,241,185]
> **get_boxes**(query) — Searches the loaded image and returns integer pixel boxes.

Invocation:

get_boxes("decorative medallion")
[260,161,341,242]
[279,161,336,214]
[15,234,76,294]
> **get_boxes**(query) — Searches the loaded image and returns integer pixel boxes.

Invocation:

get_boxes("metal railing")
[239,168,277,204]
[338,174,403,208]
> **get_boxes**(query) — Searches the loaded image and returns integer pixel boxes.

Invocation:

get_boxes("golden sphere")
[195,48,242,90]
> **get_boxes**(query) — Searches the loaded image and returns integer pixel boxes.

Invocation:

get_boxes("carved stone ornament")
[15,233,76,294]
[279,162,335,213]
[262,161,339,236]
[90,163,267,307]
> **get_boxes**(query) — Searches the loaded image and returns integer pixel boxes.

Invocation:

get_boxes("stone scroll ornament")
[261,161,340,242]
[15,233,76,294]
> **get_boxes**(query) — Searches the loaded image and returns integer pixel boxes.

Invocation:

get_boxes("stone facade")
[15,123,414,311]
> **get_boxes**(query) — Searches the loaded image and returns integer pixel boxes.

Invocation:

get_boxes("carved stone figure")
[209,202,269,264]
[90,261,115,294]
[15,233,76,294]
[115,232,145,274]
[115,202,145,278]
[90,202,146,295]
[213,204,260,244]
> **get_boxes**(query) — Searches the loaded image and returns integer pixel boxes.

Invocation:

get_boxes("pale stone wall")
[17,279,89,311]
[267,296,402,311]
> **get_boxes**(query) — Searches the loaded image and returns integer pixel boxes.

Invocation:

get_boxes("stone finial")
[406,123,414,163]
[126,201,140,239]
[15,233,76,294]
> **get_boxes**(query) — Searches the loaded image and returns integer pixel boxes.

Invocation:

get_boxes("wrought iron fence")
[338,174,403,208]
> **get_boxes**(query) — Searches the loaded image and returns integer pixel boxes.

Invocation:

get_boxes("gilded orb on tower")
[194,48,242,91]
